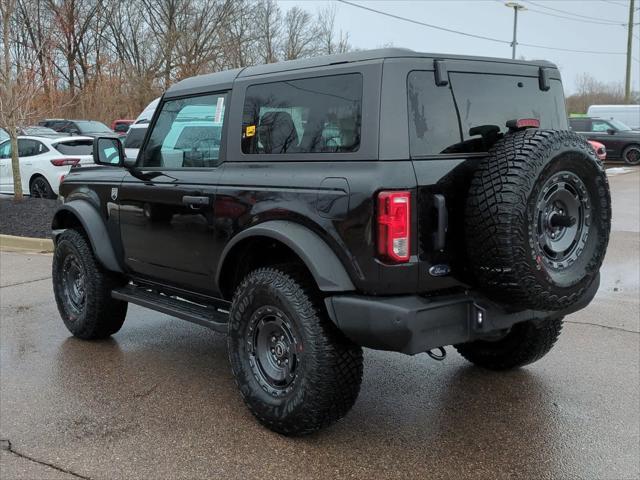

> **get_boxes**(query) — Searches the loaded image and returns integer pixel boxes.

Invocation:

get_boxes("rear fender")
[216,220,355,292]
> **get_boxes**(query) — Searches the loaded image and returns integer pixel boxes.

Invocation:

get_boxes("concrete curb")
[0,234,53,253]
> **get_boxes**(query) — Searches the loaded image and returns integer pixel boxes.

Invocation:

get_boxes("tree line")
[1,0,351,124]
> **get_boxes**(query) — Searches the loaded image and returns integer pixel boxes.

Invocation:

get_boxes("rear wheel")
[455,317,563,370]
[622,144,640,166]
[29,176,55,199]
[52,229,128,339]
[227,266,363,436]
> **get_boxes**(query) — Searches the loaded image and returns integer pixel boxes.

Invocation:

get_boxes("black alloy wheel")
[61,252,87,317]
[247,305,301,397]
[623,145,640,166]
[534,171,590,271]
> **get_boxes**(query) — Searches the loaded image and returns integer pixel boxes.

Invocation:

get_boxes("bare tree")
[256,0,281,64]
[566,73,637,113]
[282,6,316,60]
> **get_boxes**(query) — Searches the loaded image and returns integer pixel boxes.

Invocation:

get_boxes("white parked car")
[0,136,95,198]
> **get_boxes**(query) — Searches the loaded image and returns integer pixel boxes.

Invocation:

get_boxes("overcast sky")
[280,0,639,95]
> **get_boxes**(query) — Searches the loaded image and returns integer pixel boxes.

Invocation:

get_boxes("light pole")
[505,2,527,60]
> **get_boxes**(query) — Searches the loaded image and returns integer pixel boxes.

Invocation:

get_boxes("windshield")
[609,119,632,131]
[75,121,112,133]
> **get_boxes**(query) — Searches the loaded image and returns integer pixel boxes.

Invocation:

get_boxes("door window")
[18,139,48,157]
[140,93,227,168]
[591,120,611,132]
[241,73,362,154]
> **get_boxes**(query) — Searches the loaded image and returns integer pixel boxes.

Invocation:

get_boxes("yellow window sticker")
[246,125,256,137]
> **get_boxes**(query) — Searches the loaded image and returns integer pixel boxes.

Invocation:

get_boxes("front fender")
[217,220,355,292]
[52,200,122,273]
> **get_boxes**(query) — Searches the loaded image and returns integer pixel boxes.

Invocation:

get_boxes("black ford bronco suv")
[52,49,611,436]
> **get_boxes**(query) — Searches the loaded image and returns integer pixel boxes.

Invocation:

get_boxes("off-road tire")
[29,176,55,199]
[455,317,563,370]
[622,144,640,166]
[227,266,363,436]
[52,229,128,339]
[466,129,611,311]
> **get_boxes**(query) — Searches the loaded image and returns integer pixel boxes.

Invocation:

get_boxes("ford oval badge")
[429,264,451,277]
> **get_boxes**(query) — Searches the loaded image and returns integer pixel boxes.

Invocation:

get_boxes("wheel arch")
[52,201,122,273]
[216,221,355,300]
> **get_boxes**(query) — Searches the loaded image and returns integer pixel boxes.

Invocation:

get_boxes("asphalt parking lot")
[1,169,638,480]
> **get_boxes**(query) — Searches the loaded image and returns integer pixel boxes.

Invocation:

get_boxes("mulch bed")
[0,196,59,239]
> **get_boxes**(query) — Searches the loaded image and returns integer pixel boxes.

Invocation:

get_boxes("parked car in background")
[588,140,607,161]
[123,123,147,160]
[569,117,640,165]
[0,128,8,142]
[587,104,640,130]
[134,97,160,124]
[0,136,94,198]
[17,126,65,138]
[111,119,134,136]
[38,119,119,139]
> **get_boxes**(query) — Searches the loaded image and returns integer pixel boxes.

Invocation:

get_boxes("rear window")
[408,71,461,156]
[451,73,566,147]
[409,72,567,156]
[241,73,362,155]
[124,127,147,149]
[54,139,93,155]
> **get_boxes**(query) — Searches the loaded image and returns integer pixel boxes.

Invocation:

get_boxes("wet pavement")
[1,170,639,480]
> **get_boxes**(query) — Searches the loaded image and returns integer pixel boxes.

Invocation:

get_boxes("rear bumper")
[325,275,599,355]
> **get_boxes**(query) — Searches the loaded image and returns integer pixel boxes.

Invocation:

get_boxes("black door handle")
[182,195,210,207]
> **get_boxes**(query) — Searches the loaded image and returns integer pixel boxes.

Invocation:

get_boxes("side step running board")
[112,285,229,333]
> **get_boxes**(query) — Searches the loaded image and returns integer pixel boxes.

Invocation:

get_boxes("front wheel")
[622,144,640,166]
[454,317,563,370]
[227,266,363,436]
[52,229,128,339]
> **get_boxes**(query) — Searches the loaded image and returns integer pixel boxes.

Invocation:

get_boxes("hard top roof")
[165,48,558,98]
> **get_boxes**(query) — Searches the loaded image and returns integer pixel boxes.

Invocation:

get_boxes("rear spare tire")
[465,129,611,311]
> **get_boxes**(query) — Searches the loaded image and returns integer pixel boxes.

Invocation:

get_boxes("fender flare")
[216,220,355,292]
[52,201,122,273]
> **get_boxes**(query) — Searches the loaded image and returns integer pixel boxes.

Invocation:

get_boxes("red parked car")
[588,140,607,161]
[111,119,134,136]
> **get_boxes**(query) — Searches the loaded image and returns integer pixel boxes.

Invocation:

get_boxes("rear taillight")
[50,158,80,167]
[377,191,411,263]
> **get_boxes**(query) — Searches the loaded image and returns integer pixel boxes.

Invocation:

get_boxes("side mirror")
[607,128,616,135]
[93,137,125,166]
[69,129,80,135]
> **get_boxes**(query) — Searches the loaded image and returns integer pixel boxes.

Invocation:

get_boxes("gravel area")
[0,196,58,239]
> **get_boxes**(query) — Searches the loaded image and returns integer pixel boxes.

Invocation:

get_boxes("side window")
[140,93,227,168]
[0,141,10,158]
[407,71,461,156]
[17,139,46,157]
[591,120,611,132]
[241,73,362,154]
